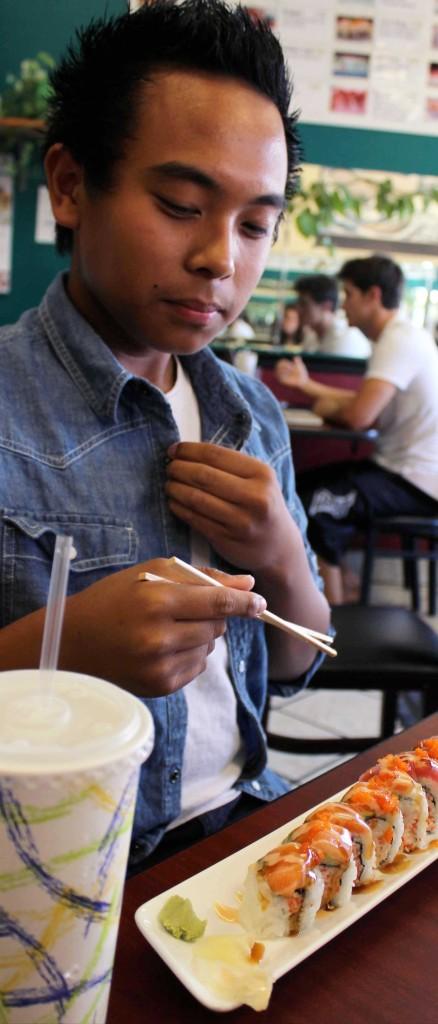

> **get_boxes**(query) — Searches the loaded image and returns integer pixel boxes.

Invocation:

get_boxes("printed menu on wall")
[0,158,13,295]
[245,0,438,135]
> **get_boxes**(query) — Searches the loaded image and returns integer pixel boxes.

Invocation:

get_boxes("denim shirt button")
[238,659,245,673]
[251,780,261,791]
[169,767,181,783]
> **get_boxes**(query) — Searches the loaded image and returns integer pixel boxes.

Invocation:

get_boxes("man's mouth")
[164,298,225,326]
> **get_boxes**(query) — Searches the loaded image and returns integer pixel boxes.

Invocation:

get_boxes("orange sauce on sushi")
[352,878,383,895]
[382,852,410,874]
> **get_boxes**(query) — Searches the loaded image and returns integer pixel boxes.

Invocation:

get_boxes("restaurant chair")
[264,604,438,755]
[360,515,438,615]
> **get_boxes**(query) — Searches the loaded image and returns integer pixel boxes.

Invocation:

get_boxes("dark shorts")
[297,459,438,566]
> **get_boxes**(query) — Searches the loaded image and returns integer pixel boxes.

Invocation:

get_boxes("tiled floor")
[266,555,438,788]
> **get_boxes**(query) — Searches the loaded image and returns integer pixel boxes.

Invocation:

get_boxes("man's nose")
[186,223,235,279]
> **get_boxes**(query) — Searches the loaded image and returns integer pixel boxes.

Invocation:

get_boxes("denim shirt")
[0,273,324,856]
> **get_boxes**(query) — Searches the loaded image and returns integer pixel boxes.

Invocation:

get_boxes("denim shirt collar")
[38,272,253,447]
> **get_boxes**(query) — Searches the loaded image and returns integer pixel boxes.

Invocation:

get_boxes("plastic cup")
[0,669,154,1023]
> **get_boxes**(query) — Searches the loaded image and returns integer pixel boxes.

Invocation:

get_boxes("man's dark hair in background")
[338,255,404,309]
[294,273,339,311]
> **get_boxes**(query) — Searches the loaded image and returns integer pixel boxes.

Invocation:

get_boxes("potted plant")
[0,53,54,185]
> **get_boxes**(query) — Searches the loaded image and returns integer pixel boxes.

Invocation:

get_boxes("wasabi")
[158,894,207,941]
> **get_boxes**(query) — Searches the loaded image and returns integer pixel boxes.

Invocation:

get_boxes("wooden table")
[107,715,438,1024]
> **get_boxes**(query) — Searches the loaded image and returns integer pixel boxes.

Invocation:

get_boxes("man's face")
[295,294,324,330]
[342,280,369,331]
[68,70,288,359]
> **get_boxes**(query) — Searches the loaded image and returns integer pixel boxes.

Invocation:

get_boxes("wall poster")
[0,158,13,295]
[246,0,438,135]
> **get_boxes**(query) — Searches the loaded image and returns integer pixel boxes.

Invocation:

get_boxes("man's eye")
[157,196,198,218]
[242,222,270,238]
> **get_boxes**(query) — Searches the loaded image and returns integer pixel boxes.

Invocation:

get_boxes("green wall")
[1,0,437,325]
[299,123,438,176]
[0,0,124,326]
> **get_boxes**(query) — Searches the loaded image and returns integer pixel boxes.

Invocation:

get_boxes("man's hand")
[276,356,310,391]
[165,443,296,576]
[57,557,266,697]
[165,442,330,680]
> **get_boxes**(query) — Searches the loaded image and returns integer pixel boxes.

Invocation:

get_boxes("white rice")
[239,863,324,940]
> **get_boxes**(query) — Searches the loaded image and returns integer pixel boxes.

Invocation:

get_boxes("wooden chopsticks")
[137,556,337,658]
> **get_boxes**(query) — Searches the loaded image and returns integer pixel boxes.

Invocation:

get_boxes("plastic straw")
[39,534,74,693]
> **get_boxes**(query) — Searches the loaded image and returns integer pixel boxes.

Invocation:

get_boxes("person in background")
[276,301,302,345]
[277,255,438,604]
[227,310,256,341]
[0,0,329,869]
[283,272,371,358]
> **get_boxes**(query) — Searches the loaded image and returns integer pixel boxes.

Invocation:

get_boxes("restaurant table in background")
[283,406,378,472]
[211,339,368,376]
[283,407,379,448]
[107,714,438,1024]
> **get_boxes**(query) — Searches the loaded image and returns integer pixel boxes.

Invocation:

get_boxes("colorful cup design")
[0,671,154,1023]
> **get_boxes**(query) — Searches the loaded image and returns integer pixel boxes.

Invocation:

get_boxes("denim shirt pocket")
[1,511,138,626]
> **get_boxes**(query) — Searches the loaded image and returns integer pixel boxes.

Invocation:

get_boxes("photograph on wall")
[244,6,277,27]
[0,159,13,295]
[426,96,438,118]
[335,16,373,42]
[330,87,367,113]
[332,52,370,77]
[428,61,438,84]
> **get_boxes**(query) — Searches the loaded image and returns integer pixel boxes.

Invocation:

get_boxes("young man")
[276,255,438,603]
[0,0,329,867]
[282,273,370,357]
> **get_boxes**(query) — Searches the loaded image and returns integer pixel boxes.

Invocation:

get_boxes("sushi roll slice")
[377,751,438,843]
[239,841,324,939]
[286,821,356,909]
[305,802,376,886]
[342,782,404,867]
[360,766,428,852]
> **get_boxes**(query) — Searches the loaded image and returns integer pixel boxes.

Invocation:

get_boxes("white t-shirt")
[303,316,371,358]
[164,358,245,828]
[366,312,438,500]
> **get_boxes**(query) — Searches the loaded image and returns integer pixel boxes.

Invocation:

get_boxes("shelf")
[0,117,45,135]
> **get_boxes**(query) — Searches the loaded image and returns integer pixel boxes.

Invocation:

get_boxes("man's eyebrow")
[149,161,286,210]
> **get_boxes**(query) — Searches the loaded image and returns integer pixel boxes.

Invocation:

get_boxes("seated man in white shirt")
[292,272,371,358]
[276,255,438,604]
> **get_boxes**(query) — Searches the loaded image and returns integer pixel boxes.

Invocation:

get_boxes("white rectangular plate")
[135,788,438,1013]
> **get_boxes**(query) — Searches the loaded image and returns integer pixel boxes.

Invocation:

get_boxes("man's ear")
[44,144,84,233]
[367,284,382,306]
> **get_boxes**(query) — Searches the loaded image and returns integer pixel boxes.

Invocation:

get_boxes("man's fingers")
[199,567,255,591]
[144,618,226,657]
[167,441,261,478]
[166,459,248,504]
[137,575,266,620]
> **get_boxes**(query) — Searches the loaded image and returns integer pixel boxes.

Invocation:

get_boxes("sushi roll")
[360,766,428,852]
[239,841,324,939]
[286,820,356,909]
[305,802,376,886]
[377,750,438,843]
[342,782,404,867]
